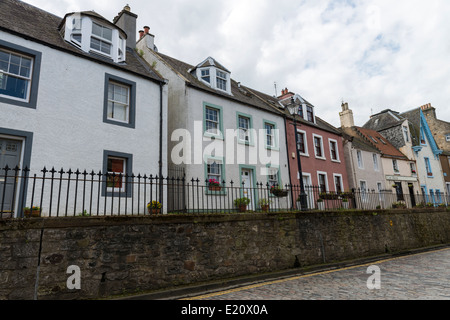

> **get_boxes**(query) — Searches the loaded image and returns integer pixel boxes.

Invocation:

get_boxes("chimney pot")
[144,26,150,34]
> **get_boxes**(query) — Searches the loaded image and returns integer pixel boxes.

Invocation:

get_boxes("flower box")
[270,189,288,197]
[24,207,41,218]
[208,185,222,191]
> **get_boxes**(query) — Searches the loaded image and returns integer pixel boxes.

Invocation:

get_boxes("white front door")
[241,169,254,210]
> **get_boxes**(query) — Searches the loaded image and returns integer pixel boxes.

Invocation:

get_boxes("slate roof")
[363,109,404,131]
[356,127,408,159]
[0,0,163,83]
[152,51,284,116]
[339,127,382,154]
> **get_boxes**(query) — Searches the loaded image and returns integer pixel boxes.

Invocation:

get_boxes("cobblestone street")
[186,247,450,300]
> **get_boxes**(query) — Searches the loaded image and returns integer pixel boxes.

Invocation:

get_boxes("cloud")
[20,0,450,127]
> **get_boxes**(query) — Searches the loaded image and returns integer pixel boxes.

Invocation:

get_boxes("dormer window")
[201,69,210,83]
[62,13,127,63]
[216,70,227,91]
[306,105,314,122]
[194,57,232,95]
[91,22,113,55]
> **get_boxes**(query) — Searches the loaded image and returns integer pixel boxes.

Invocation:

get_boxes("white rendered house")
[0,1,168,217]
[136,30,290,212]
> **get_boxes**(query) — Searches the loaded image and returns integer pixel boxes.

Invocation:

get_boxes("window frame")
[204,155,226,195]
[424,157,433,177]
[392,159,400,174]
[216,70,227,91]
[236,112,254,146]
[373,153,379,171]
[102,150,133,198]
[0,40,41,109]
[328,138,340,162]
[333,173,343,193]
[317,171,329,193]
[103,73,136,128]
[356,150,364,169]
[306,105,314,123]
[90,22,113,56]
[263,120,279,150]
[203,102,224,140]
[296,129,308,156]
[312,134,325,160]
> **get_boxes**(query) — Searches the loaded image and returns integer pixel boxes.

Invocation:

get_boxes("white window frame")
[296,129,309,156]
[356,150,364,169]
[107,81,130,123]
[410,162,417,176]
[403,125,410,142]
[90,22,113,56]
[392,159,400,174]
[200,68,210,84]
[359,180,368,201]
[216,70,228,91]
[317,171,329,193]
[328,138,340,162]
[373,153,379,171]
[425,157,433,177]
[265,122,276,148]
[205,106,220,135]
[333,173,343,193]
[446,134,450,142]
[0,48,33,102]
[238,115,250,142]
[313,134,325,160]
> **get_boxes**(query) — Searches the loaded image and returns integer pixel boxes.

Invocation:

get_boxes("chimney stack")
[113,4,138,49]
[140,25,156,51]
[420,103,436,119]
[339,102,354,128]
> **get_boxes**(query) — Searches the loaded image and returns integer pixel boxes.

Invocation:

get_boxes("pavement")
[116,244,450,300]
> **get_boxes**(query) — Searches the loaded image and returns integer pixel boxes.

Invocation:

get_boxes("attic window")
[378,137,386,144]
[91,22,112,55]
[201,69,210,83]
[369,136,378,144]
[63,14,126,63]
[216,70,227,91]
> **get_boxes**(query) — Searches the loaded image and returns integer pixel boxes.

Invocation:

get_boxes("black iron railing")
[0,166,449,218]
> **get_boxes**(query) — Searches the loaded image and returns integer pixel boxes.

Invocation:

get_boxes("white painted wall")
[0,31,168,216]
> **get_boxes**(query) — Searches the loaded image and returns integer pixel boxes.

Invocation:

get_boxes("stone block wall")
[0,209,449,300]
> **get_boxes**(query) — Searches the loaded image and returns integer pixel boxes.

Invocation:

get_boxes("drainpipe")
[283,114,294,208]
[158,81,164,205]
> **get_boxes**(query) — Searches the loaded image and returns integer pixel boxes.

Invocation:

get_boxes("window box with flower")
[208,179,222,191]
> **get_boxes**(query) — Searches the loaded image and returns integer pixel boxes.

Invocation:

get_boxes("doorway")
[0,138,23,214]
[408,184,416,207]
[241,168,255,211]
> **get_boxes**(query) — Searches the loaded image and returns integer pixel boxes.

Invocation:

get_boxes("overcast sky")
[22,0,450,128]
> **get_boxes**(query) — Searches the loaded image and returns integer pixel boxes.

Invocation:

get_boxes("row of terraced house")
[1,0,449,217]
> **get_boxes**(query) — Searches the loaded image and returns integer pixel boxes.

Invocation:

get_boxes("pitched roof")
[152,51,284,116]
[0,0,163,83]
[339,127,381,154]
[356,127,407,159]
[363,109,404,131]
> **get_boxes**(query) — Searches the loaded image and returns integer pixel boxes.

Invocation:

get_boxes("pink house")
[278,89,349,209]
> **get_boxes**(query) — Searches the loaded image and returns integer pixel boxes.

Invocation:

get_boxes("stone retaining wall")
[0,209,449,299]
